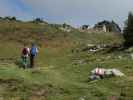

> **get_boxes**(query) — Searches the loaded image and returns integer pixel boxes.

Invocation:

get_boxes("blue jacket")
[30,46,38,56]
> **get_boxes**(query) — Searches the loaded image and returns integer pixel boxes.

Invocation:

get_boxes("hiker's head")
[23,43,27,47]
[23,43,29,48]
[31,43,36,47]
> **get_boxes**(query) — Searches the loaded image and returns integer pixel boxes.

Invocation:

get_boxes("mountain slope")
[0,20,132,100]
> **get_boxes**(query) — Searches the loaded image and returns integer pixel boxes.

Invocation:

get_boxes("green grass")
[0,42,133,100]
[0,21,132,100]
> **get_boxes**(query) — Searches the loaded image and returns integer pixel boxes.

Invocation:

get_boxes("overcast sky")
[0,0,133,27]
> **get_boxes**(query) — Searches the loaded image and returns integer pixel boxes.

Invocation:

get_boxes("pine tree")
[123,12,133,47]
[33,18,44,23]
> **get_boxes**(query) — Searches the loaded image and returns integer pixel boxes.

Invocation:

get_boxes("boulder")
[89,68,125,81]
[111,69,125,77]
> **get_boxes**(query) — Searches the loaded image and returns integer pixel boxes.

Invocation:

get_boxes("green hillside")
[0,20,133,100]
[0,20,123,46]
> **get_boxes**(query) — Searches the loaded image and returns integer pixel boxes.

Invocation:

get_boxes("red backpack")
[22,48,28,55]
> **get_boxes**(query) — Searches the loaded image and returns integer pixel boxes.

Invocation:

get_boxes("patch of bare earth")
[29,89,48,100]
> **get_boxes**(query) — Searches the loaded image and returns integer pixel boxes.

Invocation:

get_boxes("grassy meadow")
[0,21,133,100]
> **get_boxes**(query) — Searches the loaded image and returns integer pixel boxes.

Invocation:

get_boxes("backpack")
[22,48,28,55]
[30,46,37,56]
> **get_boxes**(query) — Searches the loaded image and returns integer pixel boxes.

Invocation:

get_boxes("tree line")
[0,16,47,24]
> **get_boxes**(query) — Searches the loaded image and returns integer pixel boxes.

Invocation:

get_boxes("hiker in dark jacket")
[21,45,30,68]
[30,43,38,68]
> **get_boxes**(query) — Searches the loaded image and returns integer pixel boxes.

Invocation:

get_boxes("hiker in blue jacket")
[30,43,38,68]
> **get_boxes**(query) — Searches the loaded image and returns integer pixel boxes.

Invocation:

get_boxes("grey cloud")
[0,0,32,20]
[20,0,133,26]
[1,0,133,27]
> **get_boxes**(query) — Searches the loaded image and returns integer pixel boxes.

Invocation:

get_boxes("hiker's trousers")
[30,54,35,68]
